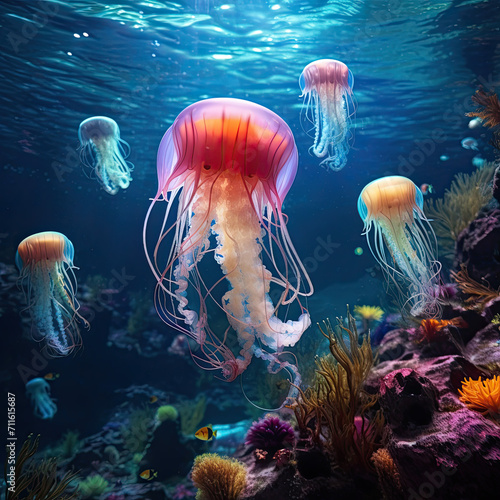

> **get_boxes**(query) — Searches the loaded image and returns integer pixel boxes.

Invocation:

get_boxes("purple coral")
[245,417,295,453]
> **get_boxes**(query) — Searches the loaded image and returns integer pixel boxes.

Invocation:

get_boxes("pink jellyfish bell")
[144,98,313,404]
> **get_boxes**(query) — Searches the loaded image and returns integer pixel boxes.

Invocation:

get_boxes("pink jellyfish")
[299,59,355,171]
[144,98,313,403]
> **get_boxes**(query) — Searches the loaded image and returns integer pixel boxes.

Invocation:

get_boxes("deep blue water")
[0,0,499,450]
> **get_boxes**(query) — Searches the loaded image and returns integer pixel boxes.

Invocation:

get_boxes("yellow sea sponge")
[192,453,247,500]
[156,405,179,423]
[353,305,384,322]
[459,375,500,417]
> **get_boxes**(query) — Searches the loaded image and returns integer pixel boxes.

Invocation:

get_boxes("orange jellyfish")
[299,59,355,171]
[144,98,313,403]
[78,116,132,195]
[16,231,87,355]
[357,176,441,316]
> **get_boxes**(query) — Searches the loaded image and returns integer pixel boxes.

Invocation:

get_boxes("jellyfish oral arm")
[211,173,310,382]
[23,265,76,355]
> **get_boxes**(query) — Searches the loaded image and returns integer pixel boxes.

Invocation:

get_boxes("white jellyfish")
[78,116,133,194]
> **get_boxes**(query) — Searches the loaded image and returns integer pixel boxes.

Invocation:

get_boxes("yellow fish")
[195,425,217,441]
[43,373,60,381]
[139,469,158,481]
[149,396,158,404]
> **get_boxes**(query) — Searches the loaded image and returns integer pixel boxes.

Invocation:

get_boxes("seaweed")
[425,164,495,260]
[289,308,384,470]
[450,264,500,310]
[5,434,79,500]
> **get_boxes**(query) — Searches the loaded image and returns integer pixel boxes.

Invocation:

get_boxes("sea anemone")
[245,417,295,453]
[416,317,467,343]
[353,305,384,322]
[191,453,246,500]
[459,375,500,418]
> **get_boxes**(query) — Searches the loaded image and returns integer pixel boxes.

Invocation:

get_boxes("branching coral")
[459,375,500,420]
[450,264,500,311]
[425,164,495,260]
[5,434,79,500]
[191,453,247,500]
[467,89,500,130]
[290,309,384,470]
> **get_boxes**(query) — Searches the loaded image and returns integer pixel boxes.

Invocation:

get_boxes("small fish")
[139,469,158,481]
[468,117,482,129]
[440,155,449,161]
[149,396,158,404]
[195,425,218,441]
[461,137,479,151]
[43,373,60,381]
[420,184,433,195]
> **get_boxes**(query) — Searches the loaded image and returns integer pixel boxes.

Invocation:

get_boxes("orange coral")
[459,375,500,418]
[417,317,467,343]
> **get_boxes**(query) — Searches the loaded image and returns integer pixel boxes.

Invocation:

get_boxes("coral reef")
[191,453,247,500]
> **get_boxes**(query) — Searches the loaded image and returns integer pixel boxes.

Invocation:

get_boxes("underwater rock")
[375,328,420,364]
[454,208,500,289]
[463,323,500,367]
[239,450,379,500]
[389,408,500,499]
[379,369,438,433]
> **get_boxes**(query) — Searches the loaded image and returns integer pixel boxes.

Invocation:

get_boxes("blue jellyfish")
[25,378,57,419]
[78,116,132,194]
[299,59,355,171]
[16,231,88,355]
[358,176,441,316]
